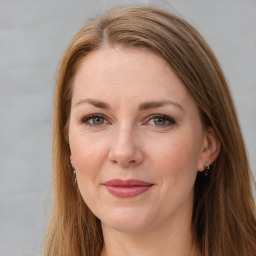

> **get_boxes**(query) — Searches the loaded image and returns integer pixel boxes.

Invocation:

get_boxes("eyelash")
[146,114,176,127]
[81,114,108,127]
[80,114,176,128]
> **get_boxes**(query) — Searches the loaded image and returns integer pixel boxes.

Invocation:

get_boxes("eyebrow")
[138,100,184,112]
[75,99,111,109]
[75,98,184,112]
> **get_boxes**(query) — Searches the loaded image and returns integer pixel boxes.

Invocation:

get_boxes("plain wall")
[0,0,255,255]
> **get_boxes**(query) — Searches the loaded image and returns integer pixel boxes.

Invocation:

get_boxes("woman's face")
[69,47,213,233]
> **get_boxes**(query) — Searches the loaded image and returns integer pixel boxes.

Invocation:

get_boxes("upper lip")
[103,179,153,187]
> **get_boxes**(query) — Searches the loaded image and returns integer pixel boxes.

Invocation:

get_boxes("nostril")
[111,159,118,164]
[107,138,144,167]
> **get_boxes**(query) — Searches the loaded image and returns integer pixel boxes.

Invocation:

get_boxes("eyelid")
[81,113,110,126]
[145,114,176,126]
[79,113,176,128]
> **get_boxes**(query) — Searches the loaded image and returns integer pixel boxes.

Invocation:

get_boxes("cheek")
[69,131,107,177]
[69,135,107,205]
[147,131,202,187]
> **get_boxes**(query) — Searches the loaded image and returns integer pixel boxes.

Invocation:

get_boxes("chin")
[99,209,153,234]
[102,220,151,234]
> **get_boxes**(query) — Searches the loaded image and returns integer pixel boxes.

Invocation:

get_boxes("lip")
[102,179,153,198]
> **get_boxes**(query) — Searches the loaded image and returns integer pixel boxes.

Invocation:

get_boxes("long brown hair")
[44,6,256,256]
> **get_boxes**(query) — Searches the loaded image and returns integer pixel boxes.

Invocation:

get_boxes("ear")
[197,127,221,172]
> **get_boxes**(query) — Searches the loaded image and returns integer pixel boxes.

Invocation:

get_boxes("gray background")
[0,0,255,255]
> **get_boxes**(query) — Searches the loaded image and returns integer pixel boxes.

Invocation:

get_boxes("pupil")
[154,118,165,125]
[94,117,103,124]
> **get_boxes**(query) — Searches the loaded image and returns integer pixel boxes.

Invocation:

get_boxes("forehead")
[71,47,194,110]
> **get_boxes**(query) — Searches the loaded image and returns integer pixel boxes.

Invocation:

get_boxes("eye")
[147,114,176,127]
[81,114,108,126]
[153,117,167,126]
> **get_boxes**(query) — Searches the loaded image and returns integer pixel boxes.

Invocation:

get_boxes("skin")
[69,47,219,256]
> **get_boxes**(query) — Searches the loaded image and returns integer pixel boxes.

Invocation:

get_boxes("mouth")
[102,179,154,198]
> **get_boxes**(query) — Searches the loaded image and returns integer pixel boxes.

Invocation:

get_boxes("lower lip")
[104,185,153,198]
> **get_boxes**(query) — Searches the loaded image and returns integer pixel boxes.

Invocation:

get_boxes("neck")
[100,211,200,256]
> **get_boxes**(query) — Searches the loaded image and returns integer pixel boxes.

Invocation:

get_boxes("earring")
[71,163,77,184]
[73,169,77,184]
[204,162,210,177]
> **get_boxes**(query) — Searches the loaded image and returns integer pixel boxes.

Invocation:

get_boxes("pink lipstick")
[103,179,153,198]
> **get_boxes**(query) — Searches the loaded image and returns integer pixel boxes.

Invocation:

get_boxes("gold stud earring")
[73,169,77,184]
[204,162,210,177]
[71,162,77,184]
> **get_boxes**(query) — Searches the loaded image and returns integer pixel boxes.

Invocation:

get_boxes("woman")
[44,6,256,256]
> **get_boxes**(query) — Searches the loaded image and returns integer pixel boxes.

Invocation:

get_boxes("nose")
[108,126,144,168]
